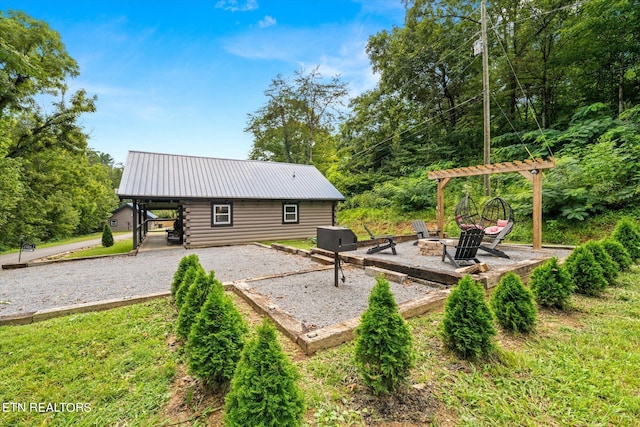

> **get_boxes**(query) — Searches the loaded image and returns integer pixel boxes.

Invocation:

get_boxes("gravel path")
[244,266,437,330]
[0,245,319,317]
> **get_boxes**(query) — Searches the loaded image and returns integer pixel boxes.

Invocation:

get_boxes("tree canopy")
[0,10,119,250]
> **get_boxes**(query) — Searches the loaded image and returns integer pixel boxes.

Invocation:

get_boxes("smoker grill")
[316,226,358,287]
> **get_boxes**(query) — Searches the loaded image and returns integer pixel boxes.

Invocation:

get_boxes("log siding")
[183,199,335,247]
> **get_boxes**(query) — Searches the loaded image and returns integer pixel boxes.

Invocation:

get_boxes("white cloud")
[258,15,277,28]
[221,22,381,96]
[215,0,258,12]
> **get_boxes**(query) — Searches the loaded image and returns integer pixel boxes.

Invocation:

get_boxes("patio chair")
[363,224,397,255]
[411,220,437,245]
[478,197,514,259]
[441,228,485,268]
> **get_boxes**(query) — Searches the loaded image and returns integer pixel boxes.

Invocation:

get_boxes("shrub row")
[170,255,304,426]
[441,217,640,360]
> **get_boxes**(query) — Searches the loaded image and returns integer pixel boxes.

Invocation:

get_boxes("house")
[117,151,345,248]
[108,203,158,232]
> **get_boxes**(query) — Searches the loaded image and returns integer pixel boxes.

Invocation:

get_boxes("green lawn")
[1,268,638,426]
[64,238,133,259]
[0,232,129,256]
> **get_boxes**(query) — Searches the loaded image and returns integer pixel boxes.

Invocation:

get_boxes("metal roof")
[117,151,345,201]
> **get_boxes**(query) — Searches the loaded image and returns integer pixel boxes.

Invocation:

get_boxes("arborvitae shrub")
[175,265,200,309]
[101,224,114,248]
[612,218,640,260]
[601,238,633,272]
[171,254,201,297]
[176,269,213,339]
[354,276,415,395]
[583,240,618,283]
[490,272,536,333]
[187,274,248,390]
[564,246,607,296]
[442,275,496,359]
[224,318,304,427]
[528,257,573,309]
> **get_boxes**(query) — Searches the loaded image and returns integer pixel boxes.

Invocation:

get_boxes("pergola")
[427,158,555,250]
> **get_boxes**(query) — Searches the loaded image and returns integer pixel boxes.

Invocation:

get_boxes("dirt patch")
[350,383,440,425]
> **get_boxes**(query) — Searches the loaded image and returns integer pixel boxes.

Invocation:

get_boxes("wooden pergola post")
[428,158,554,250]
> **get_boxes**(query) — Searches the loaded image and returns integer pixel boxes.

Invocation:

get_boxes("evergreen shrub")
[171,254,200,297]
[528,257,573,309]
[442,275,496,359]
[354,276,415,395]
[176,269,213,339]
[490,272,536,333]
[583,240,618,283]
[564,246,607,296]
[101,224,114,248]
[225,318,305,427]
[187,274,247,389]
[612,218,640,260]
[175,265,200,309]
[601,238,632,272]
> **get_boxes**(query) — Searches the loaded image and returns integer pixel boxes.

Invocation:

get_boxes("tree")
[224,318,305,427]
[583,240,618,283]
[354,276,415,395]
[442,275,496,359]
[564,246,608,296]
[246,67,347,167]
[175,265,200,309]
[612,217,640,260]
[601,238,633,272]
[528,257,573,309]
[491,272,536,333]
[101,224,114,248]
[187,273,248,390]
[176,269,213,339]
[171,254,201,297]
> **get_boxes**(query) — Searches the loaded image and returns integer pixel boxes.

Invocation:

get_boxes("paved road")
[0,233,131,266]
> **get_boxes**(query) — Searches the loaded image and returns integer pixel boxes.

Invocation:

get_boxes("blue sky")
[4,0,405,164]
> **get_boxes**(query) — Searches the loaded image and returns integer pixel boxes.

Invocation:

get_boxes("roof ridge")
[127,150,317,168]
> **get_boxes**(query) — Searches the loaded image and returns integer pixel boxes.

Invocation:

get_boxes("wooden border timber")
[427,158,555,250]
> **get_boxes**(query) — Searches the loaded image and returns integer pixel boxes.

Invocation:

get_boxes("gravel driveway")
[0,245,320,317]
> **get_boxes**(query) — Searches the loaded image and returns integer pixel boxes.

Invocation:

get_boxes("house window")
[283,203,299,224]
[212,202,233,227]
[110,219,118,227]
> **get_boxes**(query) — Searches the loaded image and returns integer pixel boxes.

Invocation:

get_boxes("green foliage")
[564,246,608,296]
[612,217,640,260]
[601,238,633,272]
[171,254,201,297]
[224,318,305,427]
[490,272,537,333]
[176,269,213,339]
[175,265,200,309]
[528,257,574,309]
[187,274,248,390]
[583,240,618,283]
[0,12,118,249]
[101,224,114,247]
[442,275,497,359]
[354,276,415,395]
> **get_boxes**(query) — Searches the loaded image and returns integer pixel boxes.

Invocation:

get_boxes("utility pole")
[481,0,491,196]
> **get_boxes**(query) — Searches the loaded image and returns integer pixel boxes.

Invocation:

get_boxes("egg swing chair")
[478,196,514,258]
[454,194,482,231]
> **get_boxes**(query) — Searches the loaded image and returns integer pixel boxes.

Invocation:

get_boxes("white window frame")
[283,203,299,224]
[212,203,233,226]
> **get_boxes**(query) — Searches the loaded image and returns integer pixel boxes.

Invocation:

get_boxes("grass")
[64,238,134,259]
[0,232,129,256]
[1,267,639,425]
[0,299,177,426]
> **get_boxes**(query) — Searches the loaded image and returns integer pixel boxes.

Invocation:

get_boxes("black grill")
[316,226,358,286]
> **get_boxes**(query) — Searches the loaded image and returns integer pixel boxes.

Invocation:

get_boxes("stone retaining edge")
[0,291,171,326]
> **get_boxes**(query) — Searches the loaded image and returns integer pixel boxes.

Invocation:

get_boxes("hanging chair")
[477,197,515,258]
[454,194,482,231]
[480,197,514,236]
